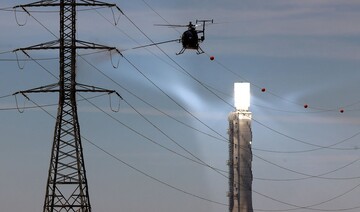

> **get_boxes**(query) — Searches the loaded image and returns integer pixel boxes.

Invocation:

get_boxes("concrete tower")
[228,82,253,212]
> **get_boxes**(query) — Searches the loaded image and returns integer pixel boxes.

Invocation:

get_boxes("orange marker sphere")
[261,88,266,92]
[340,109,344,113]
[210,56,215,61]
[304,104,308,109]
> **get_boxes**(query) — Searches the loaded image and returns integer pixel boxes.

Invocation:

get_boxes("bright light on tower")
[234,82,250,111]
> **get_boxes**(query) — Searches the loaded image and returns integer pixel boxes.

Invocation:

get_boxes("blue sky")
[2,0,360,211]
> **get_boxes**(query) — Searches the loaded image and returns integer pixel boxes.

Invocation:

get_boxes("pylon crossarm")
[14,0,119,8]
[13,0,124,17]
[75,40,121,55]
[13,83,60,97]
[77,0,116,7]
[76,83,122,99]
[13,1,59,9]
[13,40,60,52]
[13,40,122,55]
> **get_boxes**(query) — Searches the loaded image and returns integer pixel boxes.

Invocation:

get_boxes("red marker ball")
[261,88,266,92]
[210,56,215,61]
[340,109,344,113]
[304,104,308,109]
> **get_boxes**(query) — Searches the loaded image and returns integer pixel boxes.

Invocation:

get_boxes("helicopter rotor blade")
[132,39,180,50]
[154,24,188,28]
[196,19,214,24]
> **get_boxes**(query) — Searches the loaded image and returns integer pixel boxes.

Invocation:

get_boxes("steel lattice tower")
[13,1,122,211]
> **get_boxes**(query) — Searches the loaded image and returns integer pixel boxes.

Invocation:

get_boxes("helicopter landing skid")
[176,46,205,55]
[176,48,186,55]
[196,46,205,55]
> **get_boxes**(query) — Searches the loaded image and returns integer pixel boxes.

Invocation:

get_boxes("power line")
[0,94,12,99]
[252,148,360,180]
[0,50,14,55]
[139,0,181,34]
[252,116,360,151]
[252,186,360,212]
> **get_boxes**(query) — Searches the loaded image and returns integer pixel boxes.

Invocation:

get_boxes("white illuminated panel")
[234,82,250,111]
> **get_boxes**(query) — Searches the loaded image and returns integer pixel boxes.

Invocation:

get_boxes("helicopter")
[133,19,213,55]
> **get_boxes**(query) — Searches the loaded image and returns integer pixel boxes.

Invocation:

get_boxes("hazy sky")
[2,0,360,211]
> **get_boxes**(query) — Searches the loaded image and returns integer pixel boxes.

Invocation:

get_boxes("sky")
[1,0,360,211]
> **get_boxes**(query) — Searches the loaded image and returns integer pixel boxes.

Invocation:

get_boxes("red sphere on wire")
[304,104,308,109]
[261,88,266,92]
[210,56,215,61]
[340,109,344,113]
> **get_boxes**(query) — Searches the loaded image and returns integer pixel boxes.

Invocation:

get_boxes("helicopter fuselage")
[181,29,199,49]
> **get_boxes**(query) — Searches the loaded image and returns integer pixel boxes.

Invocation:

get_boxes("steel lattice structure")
[13,1,122,211]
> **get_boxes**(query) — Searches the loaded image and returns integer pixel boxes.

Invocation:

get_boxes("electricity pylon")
[13,1,123,211]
